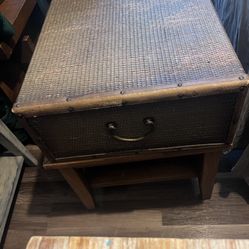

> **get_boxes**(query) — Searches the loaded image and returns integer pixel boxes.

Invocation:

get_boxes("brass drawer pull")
[106,118,155,142]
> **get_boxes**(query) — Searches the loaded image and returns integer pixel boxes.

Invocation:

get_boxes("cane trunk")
[13,0,249,162]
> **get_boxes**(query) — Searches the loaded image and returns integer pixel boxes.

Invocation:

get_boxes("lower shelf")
[86,156,200,188]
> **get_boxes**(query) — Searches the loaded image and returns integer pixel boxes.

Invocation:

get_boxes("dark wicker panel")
[28,94,237,159]
[16,0,245,107]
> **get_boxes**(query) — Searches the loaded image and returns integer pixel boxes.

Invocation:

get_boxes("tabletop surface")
[26,237,249,249]
[15,0,246,110]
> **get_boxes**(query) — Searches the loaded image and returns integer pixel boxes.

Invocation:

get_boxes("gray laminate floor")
[3,167,249,249]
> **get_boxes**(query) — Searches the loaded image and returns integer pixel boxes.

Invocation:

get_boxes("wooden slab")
[0,156,24,241]
[26,237,249,249]
[87,157,199,188]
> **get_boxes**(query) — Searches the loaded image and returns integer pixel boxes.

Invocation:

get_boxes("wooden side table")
[14,0,245,210]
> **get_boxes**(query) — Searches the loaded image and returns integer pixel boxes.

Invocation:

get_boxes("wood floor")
[3,167,249,249]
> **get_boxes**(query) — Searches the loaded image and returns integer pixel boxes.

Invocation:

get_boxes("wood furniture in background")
[26,237,249,249]
[0,120,38,244]
[0,0,38,102]
[0,0,37,60]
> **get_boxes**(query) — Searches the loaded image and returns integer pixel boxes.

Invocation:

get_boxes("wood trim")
[44,144,225,170]
[13,79,249,117]
[55,142,226,162]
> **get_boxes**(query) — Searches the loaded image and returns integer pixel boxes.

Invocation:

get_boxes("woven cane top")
[15,0,246,114]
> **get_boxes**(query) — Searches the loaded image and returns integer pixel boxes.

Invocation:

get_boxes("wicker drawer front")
[28,94,237,160]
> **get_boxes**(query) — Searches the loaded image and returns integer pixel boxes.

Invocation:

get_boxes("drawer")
[27,93,237,160]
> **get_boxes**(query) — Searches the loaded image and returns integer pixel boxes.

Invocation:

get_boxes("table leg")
[59,168,95,209]
[199,151,221,200]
